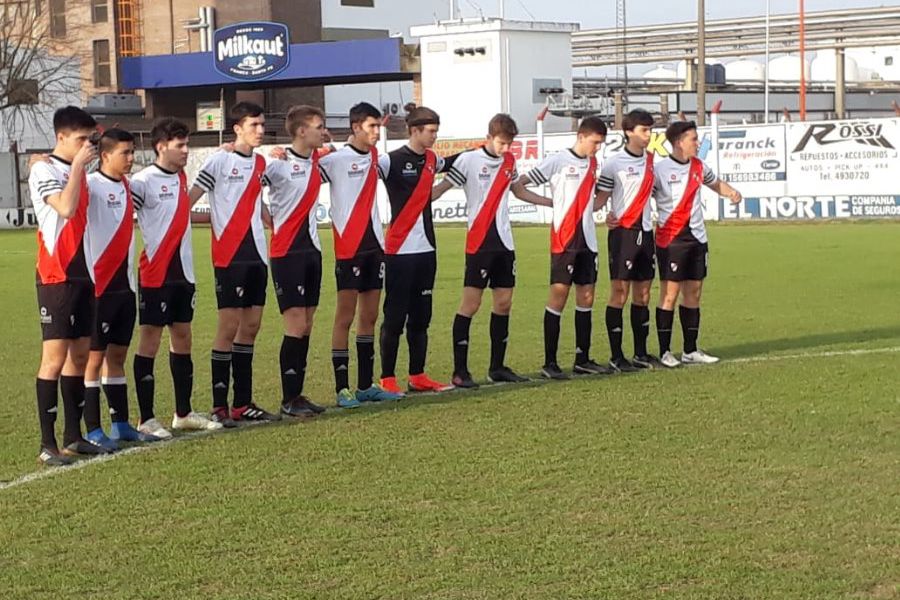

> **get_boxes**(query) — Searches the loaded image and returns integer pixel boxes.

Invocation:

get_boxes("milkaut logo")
[214,22,290,81]
[792,122,895,152]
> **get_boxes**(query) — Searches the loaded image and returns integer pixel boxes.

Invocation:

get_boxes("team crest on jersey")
[670,173,678,181]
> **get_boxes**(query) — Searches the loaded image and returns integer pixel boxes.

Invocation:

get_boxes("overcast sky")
[456,0,900,28]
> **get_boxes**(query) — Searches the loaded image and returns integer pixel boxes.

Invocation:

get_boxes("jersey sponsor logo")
[107,193,121,207]
[402,161,418,177]
[348,162,365,178]
[214,22,290,81]
[159,185,175,199]
[39,306,51,324]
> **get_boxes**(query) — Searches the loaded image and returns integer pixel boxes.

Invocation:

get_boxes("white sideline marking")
[2,345,899,493]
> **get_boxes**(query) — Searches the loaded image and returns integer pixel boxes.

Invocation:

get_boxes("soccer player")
[318,102,403,407]
[653,120,742,366]
[28,106,108,465]
[511,116,613,379]
[261,105,328,417]
[82,128,159,445]
[376,106,454,394]
[595,108,658,372]
[190,102,281,425]
[129,119,222,436]
[432,113,528,388]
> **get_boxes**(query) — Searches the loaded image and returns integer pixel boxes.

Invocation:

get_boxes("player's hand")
[605,211,621,229]
[27,153,51,171]
[72,140,97,170]
[269,146,287,160]
[219,142,235,153]
[729,189,743,204]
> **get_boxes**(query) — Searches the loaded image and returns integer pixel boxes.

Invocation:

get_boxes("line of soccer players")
[28,102,741,466]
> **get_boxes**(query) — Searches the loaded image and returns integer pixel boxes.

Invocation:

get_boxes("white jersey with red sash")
[84,172,135,296]
[318,145,384,260]
[194,150,268,267]
[445,147,518,254]
[378,148,442,255]
[526,149,599,253]
[653,157,717,247]
[263,148,322,256]
[28,156,91,284]
[131,165,195,287]
[597,149,655,231]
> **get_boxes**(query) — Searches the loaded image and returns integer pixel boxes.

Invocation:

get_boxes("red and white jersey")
[84,172,135,296]
[653,157,717,247]
[527,149,599,253]
[445,147,518,254]
[131,165,194,286]
[194,150,267,267]
[28,156,90,284]
[318,145,383,259]
[597,149,656,231]
[262,148,321,256]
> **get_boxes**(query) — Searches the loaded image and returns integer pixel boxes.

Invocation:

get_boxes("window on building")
[93,39,111,87]
[91,0,107,23]
[341,0,374,6]
[49,0,65,37]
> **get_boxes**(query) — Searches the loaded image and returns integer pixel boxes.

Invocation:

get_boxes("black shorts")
[91,291,136,351]
[272,251,322,312]
[335,250,384,292]
[214,263,268,309]
[36,279,94,341]
[657,236,709,282]
[139,282,196,326]
[551,250,598,286]
[608,227,656,281]
[383,252,437,325]
[464,250,516,289]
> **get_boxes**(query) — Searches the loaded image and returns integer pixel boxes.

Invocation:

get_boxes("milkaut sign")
[213,22,290,81]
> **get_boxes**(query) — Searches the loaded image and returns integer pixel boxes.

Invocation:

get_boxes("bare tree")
[0,1,80,146]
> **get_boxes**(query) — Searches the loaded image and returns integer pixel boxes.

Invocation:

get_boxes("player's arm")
[45,141,96,218]
[190,155,219,206]
[434,153,467,199]
[510,174,552,207]
[188,185,206,206]
[709,179,742,204]
[431,179,453,200]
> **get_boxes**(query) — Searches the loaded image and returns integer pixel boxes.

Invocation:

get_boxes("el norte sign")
[214,22,290,81]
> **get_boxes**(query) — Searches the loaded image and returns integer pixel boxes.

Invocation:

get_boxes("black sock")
[489,312,510,371]
[297,336,310,395]
[680,305,701,354]
[231,343,254,408]
[631,304,651,357]
[332,349,349,393]
[357,334,375,390]
[36,378,58,450]
[574,306,592,364]
[169,352,193,417]
[280,335,303,403]
[452,314,472,375]
[407,328,427,376]
[133,354,155,423]
[102,377,128,424]
[656,308,675,354]
[606,305,624,360]
[83,380,102,432]
[379,324,400,379]
[211,350,231,409]
[59,375,84,445]
[543,307,561,366]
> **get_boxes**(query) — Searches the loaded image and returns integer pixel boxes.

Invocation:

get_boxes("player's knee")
[169,329,192,354]
[577,289,595,307]
[493,297,512,315]
[608,287,627,308]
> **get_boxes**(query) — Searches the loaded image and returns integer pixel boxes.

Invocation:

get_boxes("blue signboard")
[214,22,290,81]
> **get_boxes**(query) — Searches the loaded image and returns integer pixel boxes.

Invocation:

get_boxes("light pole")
[764,0,770,123]
[697,0,706,126]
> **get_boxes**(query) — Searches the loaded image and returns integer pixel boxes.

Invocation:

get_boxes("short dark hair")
[406,106,440,130]
[488,113,518,139]
[578,116,608,136]
[150,118,190,155]
[285,105,325,137]
[230,101,264,126]
[98,128,135,157]
[349,102,382,127]
[665,120,697,145]
[53,106,96,134]
[622,108,654,134]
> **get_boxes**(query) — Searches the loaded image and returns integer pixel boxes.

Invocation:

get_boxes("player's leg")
[36,338,70,465]
[289,252,325,414]
[273,254,316,417]
[680,277,717,364]
[379,254,411,392]
[356,263,402,403]
[452,285,484,388]
[541,282,570,380]
[571,250,610,375]
[486,251,527,383]
[629,279,655,368]
[230,302,279,422]
[211,307,240,425]
[407,252,449,392]
[60,281,99,455]
[332,288,359,408]
[280,306,309,405]
[133,323,171,438]
[657,279,682,368]
[606,229,639,373]
[83,346,118,450]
